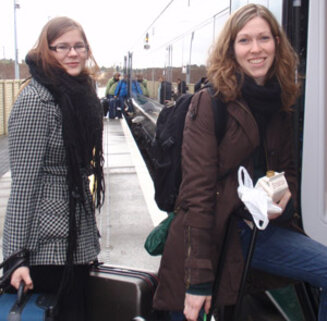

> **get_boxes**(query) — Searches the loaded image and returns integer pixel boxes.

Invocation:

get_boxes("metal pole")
[168,45,173,82]
[128,52,133,98]
[213,15,216,42]
[186,32,194,84]
[170,45,173,82]
[14,0,20,79]
[124,55,127,75]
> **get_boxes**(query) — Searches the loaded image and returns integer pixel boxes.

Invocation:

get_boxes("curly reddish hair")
[207,4,301,110]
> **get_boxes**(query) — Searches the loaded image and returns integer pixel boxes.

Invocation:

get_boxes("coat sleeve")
[3,88,49,259]
[105,79,113,96]
[179,90,218,286]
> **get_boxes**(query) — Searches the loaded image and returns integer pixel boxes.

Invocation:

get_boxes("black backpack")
[151,85,227,212]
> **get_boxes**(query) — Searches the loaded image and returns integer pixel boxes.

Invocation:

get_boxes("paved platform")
[0,118,165,272]
[0,114,296,321]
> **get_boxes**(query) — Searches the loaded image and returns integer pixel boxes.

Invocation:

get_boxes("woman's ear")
[275,36,280,45]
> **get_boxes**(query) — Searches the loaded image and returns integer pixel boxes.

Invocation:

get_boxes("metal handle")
[17,280,25,306]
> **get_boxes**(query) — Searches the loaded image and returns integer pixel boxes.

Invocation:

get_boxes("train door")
[256,0,327,248]
[301,0,327,246]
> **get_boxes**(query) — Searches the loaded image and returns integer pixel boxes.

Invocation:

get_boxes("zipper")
[186,226,191,288]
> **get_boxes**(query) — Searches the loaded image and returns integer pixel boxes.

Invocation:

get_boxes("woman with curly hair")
[153,4,327,321]
[2,17,105,320]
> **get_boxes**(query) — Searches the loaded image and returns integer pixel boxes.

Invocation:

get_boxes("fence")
[147,81,195,99]
[0,80,23,136]
[0,79,195,136]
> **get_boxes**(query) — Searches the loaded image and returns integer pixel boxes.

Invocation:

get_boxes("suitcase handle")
[17,280,25,307]
[0,249,28,293]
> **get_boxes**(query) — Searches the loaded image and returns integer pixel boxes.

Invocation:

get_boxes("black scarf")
[240,74,282,133]
[240,75,283,178]
[26,54,105,307]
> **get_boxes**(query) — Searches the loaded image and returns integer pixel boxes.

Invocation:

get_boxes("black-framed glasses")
[49,43,88,54]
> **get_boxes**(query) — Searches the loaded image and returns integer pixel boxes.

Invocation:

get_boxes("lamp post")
[127,51,133,97]
[166,45,173,82]
[14,0,20,79]
[186,32,194,84]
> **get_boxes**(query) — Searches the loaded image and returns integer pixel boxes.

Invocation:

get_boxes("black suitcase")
[101,97,110,117]
[87,265,158,321]
[109,97,122,119]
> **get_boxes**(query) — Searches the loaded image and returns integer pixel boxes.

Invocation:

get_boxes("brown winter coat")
[153,88,298,311]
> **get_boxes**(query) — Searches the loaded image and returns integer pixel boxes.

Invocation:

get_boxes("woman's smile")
[234,17,276,85]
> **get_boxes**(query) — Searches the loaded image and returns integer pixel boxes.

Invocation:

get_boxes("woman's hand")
[268,188,291,220]
[11,266,33,292]
[184,293,212,321]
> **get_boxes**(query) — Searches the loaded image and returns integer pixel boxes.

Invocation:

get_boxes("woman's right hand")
[268,188,292,220]
[11,266,33,292]
[184,293,212,321]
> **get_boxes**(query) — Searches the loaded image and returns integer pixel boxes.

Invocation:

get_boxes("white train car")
[301,0,327,246]
[132,0,327,246]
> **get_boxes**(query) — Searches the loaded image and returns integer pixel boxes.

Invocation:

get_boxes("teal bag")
[144,212,175,256]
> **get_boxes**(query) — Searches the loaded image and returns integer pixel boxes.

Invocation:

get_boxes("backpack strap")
[205,85,234,181]
[206,86,252,181]
[188,90,205,120]
[205,85,227,145]
[189,84,227,144]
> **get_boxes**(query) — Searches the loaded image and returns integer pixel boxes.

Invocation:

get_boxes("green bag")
[144,212,175,256]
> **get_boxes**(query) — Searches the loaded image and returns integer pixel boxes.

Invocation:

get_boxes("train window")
[213,10,230,40]
[191,24,216,67]
[231,0,283,24]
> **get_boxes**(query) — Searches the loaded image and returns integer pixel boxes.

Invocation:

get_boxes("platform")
[0,117,165,272]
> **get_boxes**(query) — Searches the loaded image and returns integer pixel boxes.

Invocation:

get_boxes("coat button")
[216,192,220,196]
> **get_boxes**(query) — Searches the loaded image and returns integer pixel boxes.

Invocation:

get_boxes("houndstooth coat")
[2,79,101,265]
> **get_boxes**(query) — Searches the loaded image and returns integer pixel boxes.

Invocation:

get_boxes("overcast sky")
[1,0,282,69]
[0,0,233,69]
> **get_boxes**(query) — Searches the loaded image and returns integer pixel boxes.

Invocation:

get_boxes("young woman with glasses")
[2,16,105,320]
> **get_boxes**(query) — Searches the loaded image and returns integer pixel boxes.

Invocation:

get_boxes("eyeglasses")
[49,43,88,54]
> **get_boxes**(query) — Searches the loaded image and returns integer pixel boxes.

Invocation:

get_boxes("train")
[127,0,325,247]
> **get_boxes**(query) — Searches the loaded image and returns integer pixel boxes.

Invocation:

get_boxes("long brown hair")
[27,16,99,79]
[207,4,300,110]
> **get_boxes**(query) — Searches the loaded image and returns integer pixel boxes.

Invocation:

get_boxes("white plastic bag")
[237,166,282,230]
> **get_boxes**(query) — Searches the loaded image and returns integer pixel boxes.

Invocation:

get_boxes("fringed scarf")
[240,74,282,133]
[26,54,105,310]
[240,74,283,178]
